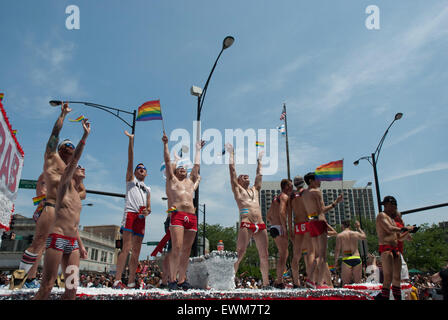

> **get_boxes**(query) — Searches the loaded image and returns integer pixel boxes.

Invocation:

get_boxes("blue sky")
[2,0,448,259]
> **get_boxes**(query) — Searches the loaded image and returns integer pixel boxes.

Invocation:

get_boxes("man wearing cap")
[162,132,203,290]
[226,143,270,289]
[266,179,293,288]
[13,103,87,290]
[114,131,151,289]
[376,196,415,300]
[33,119,90,300]
[289,175,313,288]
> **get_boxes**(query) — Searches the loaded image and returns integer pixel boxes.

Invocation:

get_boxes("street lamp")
[354,113,403,213]
[49,100,137,134]
[198,203,206,256]
[190,35,234,256]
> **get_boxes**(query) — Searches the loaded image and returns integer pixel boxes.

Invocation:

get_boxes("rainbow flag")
[166,207,177,214]
[315,159,343,181]
[255,141,264,147]
[136,100,163,121]
[12,130,17,135]
[69,115,85,122]
[33,195,46,206]
[0,93,4,102]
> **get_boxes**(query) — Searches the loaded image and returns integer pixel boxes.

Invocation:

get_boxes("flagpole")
[158,99,166,134]
[283,103,291,180]
[341,158,344,206]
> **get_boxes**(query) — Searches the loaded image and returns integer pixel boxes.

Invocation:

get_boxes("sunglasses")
[136,166,147,171]
[64,143,75,149]
[77,164,84,170]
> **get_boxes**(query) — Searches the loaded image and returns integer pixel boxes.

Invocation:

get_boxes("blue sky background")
[1,0,448,259]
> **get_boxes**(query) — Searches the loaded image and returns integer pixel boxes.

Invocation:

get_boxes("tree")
[197,223,237,252]
[403,223,448,272]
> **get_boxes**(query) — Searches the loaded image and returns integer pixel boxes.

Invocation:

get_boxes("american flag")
[280,111,286,120]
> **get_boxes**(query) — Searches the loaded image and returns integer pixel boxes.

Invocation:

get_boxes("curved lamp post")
[49,100,136,134]
[190,36,234,256]
[354,113,403,213]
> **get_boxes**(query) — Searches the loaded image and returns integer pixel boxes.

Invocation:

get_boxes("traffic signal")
[10,215,16,229]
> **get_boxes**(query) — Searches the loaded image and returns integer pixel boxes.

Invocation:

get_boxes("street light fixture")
[190,36,234,256]
[354,113,403,212]
[49,100,137,134]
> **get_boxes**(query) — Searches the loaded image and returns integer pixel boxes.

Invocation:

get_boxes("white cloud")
[383,162,448,183]
[286,4,448,123]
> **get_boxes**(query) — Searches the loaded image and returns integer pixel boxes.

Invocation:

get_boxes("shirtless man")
[114,131,151,289]
[375,196,414,300]
[162,132,202,290]
[334,220,366,285]
[161,156,200,287]
[15,103,87,289]
[33,119,90,300]
[266,179,293,288]
[302,172,342,288]
[289,175,312,288]
[226,143,270,288]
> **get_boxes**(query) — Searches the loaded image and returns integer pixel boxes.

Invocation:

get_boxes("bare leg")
[114,231,132,283]
[61,250,80,300]
[316,233,328,286]
[307,237,318,283]
[33,248,62,300]
[341,263,352,285]
[169,226,185,282]
[353,263,363,284]
[253,230,270,287]
[274,235,289,285]
[234,228,250,274]
[291,234,304,287]
[177,230,197,284]
[128,235,143,285]
[162,251,171,284]
[380,251,394,299]
[21,207,55,277]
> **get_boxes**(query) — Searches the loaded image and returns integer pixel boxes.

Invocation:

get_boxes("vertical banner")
[0,97,25,231]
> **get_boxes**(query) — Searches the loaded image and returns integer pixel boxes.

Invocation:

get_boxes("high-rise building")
[259,181,282,223]
[259,180,375,227]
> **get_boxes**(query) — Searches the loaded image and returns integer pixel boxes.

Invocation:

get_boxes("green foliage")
[403,223,448,272]
[197,223,237,252]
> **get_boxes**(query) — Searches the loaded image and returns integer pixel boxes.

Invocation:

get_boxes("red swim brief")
[295,222,309,235]
[240,221,267,234]
[170,211,198,232]
[309,220,327,237]
[379,244,401,258]
[46,233,79,255]
[121,211,146,237]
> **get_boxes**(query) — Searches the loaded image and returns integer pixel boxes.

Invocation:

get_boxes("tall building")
[321,181,375,226]
[259,181,282,223]
[259,180,375,227]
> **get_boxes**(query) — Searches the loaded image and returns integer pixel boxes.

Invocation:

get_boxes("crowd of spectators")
[0,259,445,300]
